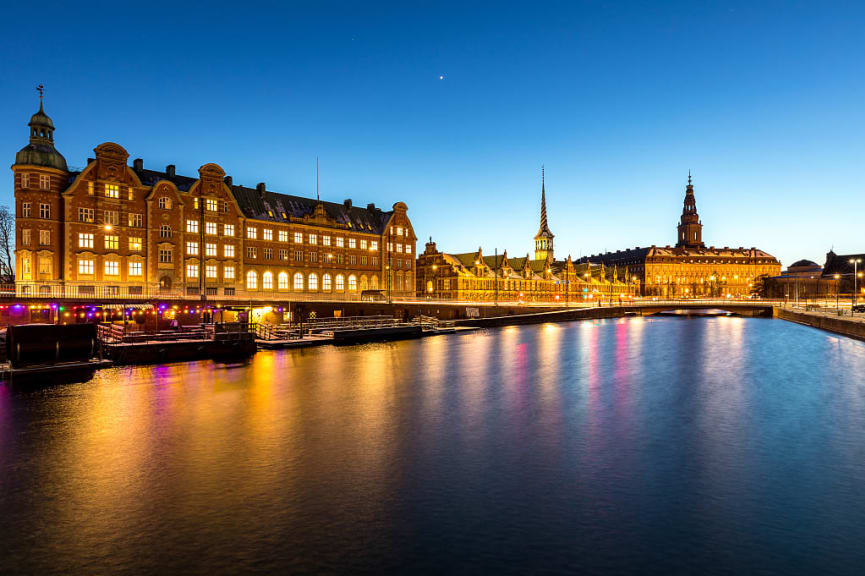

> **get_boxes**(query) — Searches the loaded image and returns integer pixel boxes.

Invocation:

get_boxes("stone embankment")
[775,307,865,341]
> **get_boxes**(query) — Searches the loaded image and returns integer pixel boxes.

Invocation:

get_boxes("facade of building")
[416,172,637,302]
[13,102,416,301]
[582,175,781,297]
[822,251,865,297]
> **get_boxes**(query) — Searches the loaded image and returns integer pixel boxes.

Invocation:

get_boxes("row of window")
[20,229,51,246]
[19,203,51,219]
[243,271,389,292]
[77,259,144,277]
[19,174,51,190]
[75,208,144,227]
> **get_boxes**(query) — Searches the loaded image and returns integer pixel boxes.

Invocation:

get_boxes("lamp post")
[851,258,862,311]
[834,274,840,310]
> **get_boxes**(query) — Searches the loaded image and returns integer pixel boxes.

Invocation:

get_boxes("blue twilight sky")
[1,0,863,267]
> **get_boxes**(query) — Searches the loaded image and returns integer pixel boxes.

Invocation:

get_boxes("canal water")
[2,316,865,575]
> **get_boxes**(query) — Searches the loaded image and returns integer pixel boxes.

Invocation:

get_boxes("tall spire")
[15,86,67,171]
[676,172,703,248]
[534,165,554,261]
[540,165,547,231]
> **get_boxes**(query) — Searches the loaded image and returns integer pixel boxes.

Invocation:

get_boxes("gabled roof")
[133,167,198,191]
[230,185,391,233]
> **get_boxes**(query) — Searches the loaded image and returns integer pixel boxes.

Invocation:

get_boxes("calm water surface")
[2,317,865,575]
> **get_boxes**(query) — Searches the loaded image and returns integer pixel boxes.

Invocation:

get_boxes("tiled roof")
[230,185,391,234]
[133,168,198,191]
[131,166,392,233]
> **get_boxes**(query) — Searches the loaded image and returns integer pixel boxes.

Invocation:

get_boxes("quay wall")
[775,308,865,341]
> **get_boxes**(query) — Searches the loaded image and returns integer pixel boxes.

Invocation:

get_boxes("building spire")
[37,84,44,111]
[540,165,547,231]
[688,169,692,186]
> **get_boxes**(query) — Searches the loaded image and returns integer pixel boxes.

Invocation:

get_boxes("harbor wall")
[776,308,865,341]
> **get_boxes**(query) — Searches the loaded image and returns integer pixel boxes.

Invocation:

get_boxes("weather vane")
[37,84,44,104]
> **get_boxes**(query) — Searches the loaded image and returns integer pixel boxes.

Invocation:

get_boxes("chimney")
[224,175,233,186]
[256,182,266,197]
[166,164,176,177]
[133,158,143,171]
[344,199,352,209]
[367,202,376,211]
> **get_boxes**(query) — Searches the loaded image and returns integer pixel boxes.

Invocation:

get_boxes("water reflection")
[2,317,865,575]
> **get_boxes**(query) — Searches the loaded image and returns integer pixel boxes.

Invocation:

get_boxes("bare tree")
[0,205,14,283]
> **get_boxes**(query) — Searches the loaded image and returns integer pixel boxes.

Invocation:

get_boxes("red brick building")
[13,102,416,302]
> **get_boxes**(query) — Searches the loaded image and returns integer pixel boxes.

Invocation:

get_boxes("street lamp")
[834,274,840,310]
[850,258,862,311]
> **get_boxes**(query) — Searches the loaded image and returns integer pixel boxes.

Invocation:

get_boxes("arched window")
[396,272,404,291]
[360,275,368,291]
[263,271,273,290]
[158,197,172,210]
[348,274,357,291]
[308,273,318,291]
[370,275,379,289]
[278,272,288,290]
[405,272,412,292]
[322,273,332,291]
[246,270,257,290]
[293,272,304,291]
[426,280,433,293]
[160,224,172,239]
[335,274,345,291]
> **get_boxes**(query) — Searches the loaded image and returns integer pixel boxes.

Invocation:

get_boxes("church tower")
[534,166,554,261]
[676,172,704,248]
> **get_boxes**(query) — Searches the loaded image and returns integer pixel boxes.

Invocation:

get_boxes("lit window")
[309,234,317,245]
[78,233,94,249]
[294,232,303,243]
[335,274,345,291]
[247,246,257,259]
[263,228,272,241]
[206,221,217,235]
[186,241,199,255]
[224,224,235,237]
[348,238,356,249]
[246,270,257,289]
[405,244,412,254]
[38,256,51,275]
[348,274,357,291]
[104,235,119,250]
[370,240,378,251]
[360,239,367,250]
[224,244,235,258]
[396,244,403,253]
[293,272,304,291]
[224,265,235,279]
[308,273,318,291]
[322,236,331,247]
[278,230,288,242]
[336,237,344,248]
[159,197,172,209]
[21,229,31,246]
[104,261,119,276]
[278,272,289,290]
[128,213,143,228]
[186,264,199,278]
[39,230,50,245]
[322,273,332,291]
[129,262,143,276]
[206,198,218,212]
[187,220,199,233]
[263,271,273,290]
[397,227,403,236]
[129,237,142,251]
[105,184,119,198]
[247,227,257,239]
[78,259,94,275]
[206,264,218,279]
[206,243,217,257]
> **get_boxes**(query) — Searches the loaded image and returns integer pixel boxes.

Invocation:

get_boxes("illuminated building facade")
[582,175,781,297]
[13,102,416,301]
[416,172,637,302]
